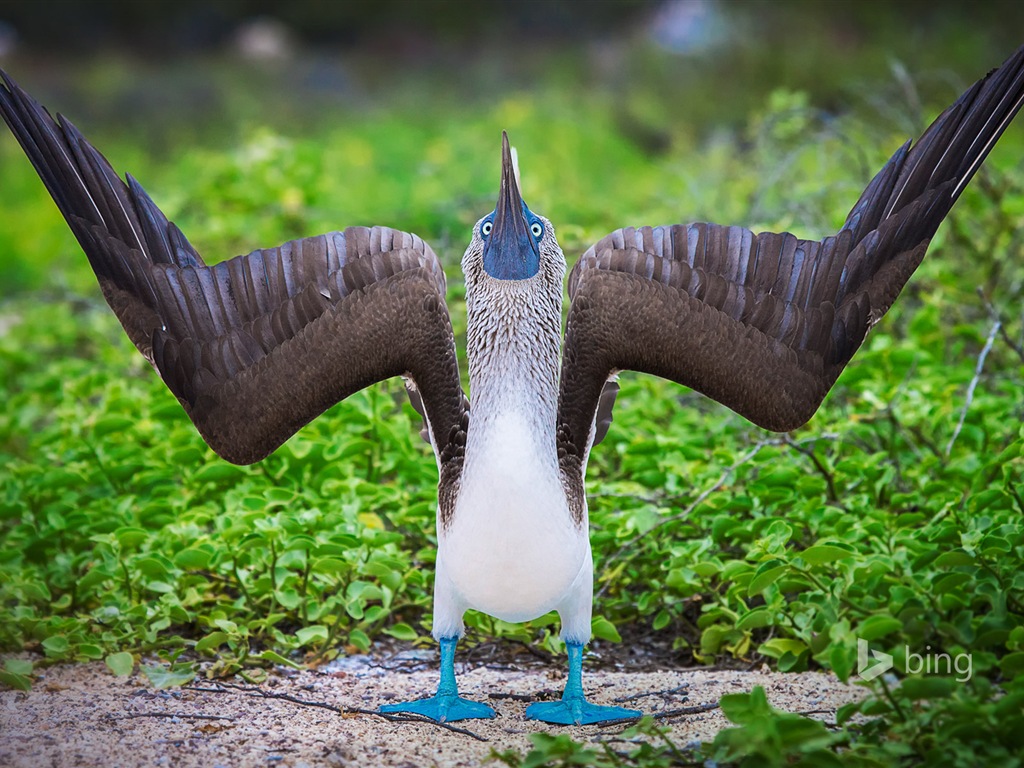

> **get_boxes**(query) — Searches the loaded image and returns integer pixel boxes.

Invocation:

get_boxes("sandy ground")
[0,650,864,767]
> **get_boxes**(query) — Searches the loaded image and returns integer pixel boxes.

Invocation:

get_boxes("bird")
[1,44,1023,725]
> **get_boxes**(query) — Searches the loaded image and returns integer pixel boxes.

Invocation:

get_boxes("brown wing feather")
[0,70,464,466]
[559,44,1024,460]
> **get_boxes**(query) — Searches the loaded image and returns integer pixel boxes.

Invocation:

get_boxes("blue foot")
[527,640,643,725]
[381,692,496,723]
[526,697,641,725]
[378,636,496,723]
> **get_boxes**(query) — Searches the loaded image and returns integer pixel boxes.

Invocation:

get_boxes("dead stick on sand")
[596,701,721,729]
[186,681,489,742]
[614,683,690,703]
[107,712,236,722]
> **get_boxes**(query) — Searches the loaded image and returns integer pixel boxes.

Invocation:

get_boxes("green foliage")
[1,42,1023,767]
[710,687,842,766]
[0,300,440,675]
[491,718,694,768]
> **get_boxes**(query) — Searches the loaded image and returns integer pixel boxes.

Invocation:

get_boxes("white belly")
[437,411,588,624]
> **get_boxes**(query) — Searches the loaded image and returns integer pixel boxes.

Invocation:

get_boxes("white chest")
[438,409,589,623]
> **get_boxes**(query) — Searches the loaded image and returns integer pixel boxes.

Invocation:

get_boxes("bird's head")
[462,131,564,292]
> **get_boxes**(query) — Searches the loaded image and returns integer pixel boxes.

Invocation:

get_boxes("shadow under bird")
[2,45,1024,724]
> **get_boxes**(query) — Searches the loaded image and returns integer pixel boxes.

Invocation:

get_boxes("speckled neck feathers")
[446,215,572,530]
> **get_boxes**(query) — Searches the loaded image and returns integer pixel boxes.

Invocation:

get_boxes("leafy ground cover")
[1,33,1023,766]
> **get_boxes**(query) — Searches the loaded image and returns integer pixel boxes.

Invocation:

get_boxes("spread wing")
[0,70,466,466]
[557,44,1024,464]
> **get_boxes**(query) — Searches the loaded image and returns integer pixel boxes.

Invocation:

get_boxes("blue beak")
[482,132,540,280]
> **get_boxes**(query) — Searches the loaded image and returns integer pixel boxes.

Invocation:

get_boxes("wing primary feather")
[560,45,1024,453]
[0,69,466,467]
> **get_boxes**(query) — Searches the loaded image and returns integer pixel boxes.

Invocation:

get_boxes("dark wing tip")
[561,44,1024,453]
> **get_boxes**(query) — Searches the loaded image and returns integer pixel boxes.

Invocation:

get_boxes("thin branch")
[782,434,838,502]
[614,683,689,703]
[595,701,721,729]
[795,708,839,717]
[487,691,547,702]
[945,318,1001,457]
[596,438,780,599]
[978,287,1024,364]
[187,681,489,741]
[107,712,235,722]
[592,433,841,507]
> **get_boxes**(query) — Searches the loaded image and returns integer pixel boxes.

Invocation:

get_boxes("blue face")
[481,200,543,280]
[481,132,543,280]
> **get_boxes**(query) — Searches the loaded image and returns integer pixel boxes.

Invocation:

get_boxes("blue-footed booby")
[2,44,1023,725]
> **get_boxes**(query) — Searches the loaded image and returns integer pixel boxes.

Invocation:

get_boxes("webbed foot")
[381,693,496,723]
[377,636,495,723]
[526,696,640,725]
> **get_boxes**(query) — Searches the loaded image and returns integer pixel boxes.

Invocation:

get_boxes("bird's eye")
[530,221,543,239]
[481,220,493,237]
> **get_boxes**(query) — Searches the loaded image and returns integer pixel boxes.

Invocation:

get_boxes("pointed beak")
[483,131,540,280]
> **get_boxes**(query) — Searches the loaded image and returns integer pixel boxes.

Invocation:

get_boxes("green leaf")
[348,628,371,652]
[764,520,793,546]
[105,652,135,677]
[259,650,302,670]
[195,631,230,653]
[591,616,622,643]
[295,625,329,647]
[747,558,788,595]
[999,651,1024,676]
[92,414,137,437]
[720,686,773,724]
[77,643,104,660]
[899,676,956,699]
[5,659,33,676]
[736,607,774,630]
[134,556,172,580]
[41,635,70,657]
[345,599,365,620]
[114,526,149,549]
[192,463,244,484]
[384,623,419,641]
[934,572,971,594]
[857,615,904,641]
[173,547,212,570]
[78,567,114,592]
[141,663,196,690]
[830,643,855,682]
[0,671,32,691]
[692,561,722,578]
[799,543,855,565]
[213,619,239,634]
[934,549,977,568]
[758,638,808,659]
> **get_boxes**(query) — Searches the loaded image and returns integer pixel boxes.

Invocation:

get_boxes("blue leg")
[379,636,496,723]
[525,641,642,725]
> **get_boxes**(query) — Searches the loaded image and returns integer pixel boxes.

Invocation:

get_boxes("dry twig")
[107,712,235,722]
[945,317,1001,457]
[186,680,490,742]
[978,288,1024,364]
[614,683,690,703]
[596,701,721,729]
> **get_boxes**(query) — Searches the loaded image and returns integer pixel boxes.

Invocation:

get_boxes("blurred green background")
[2,0,1024,297]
